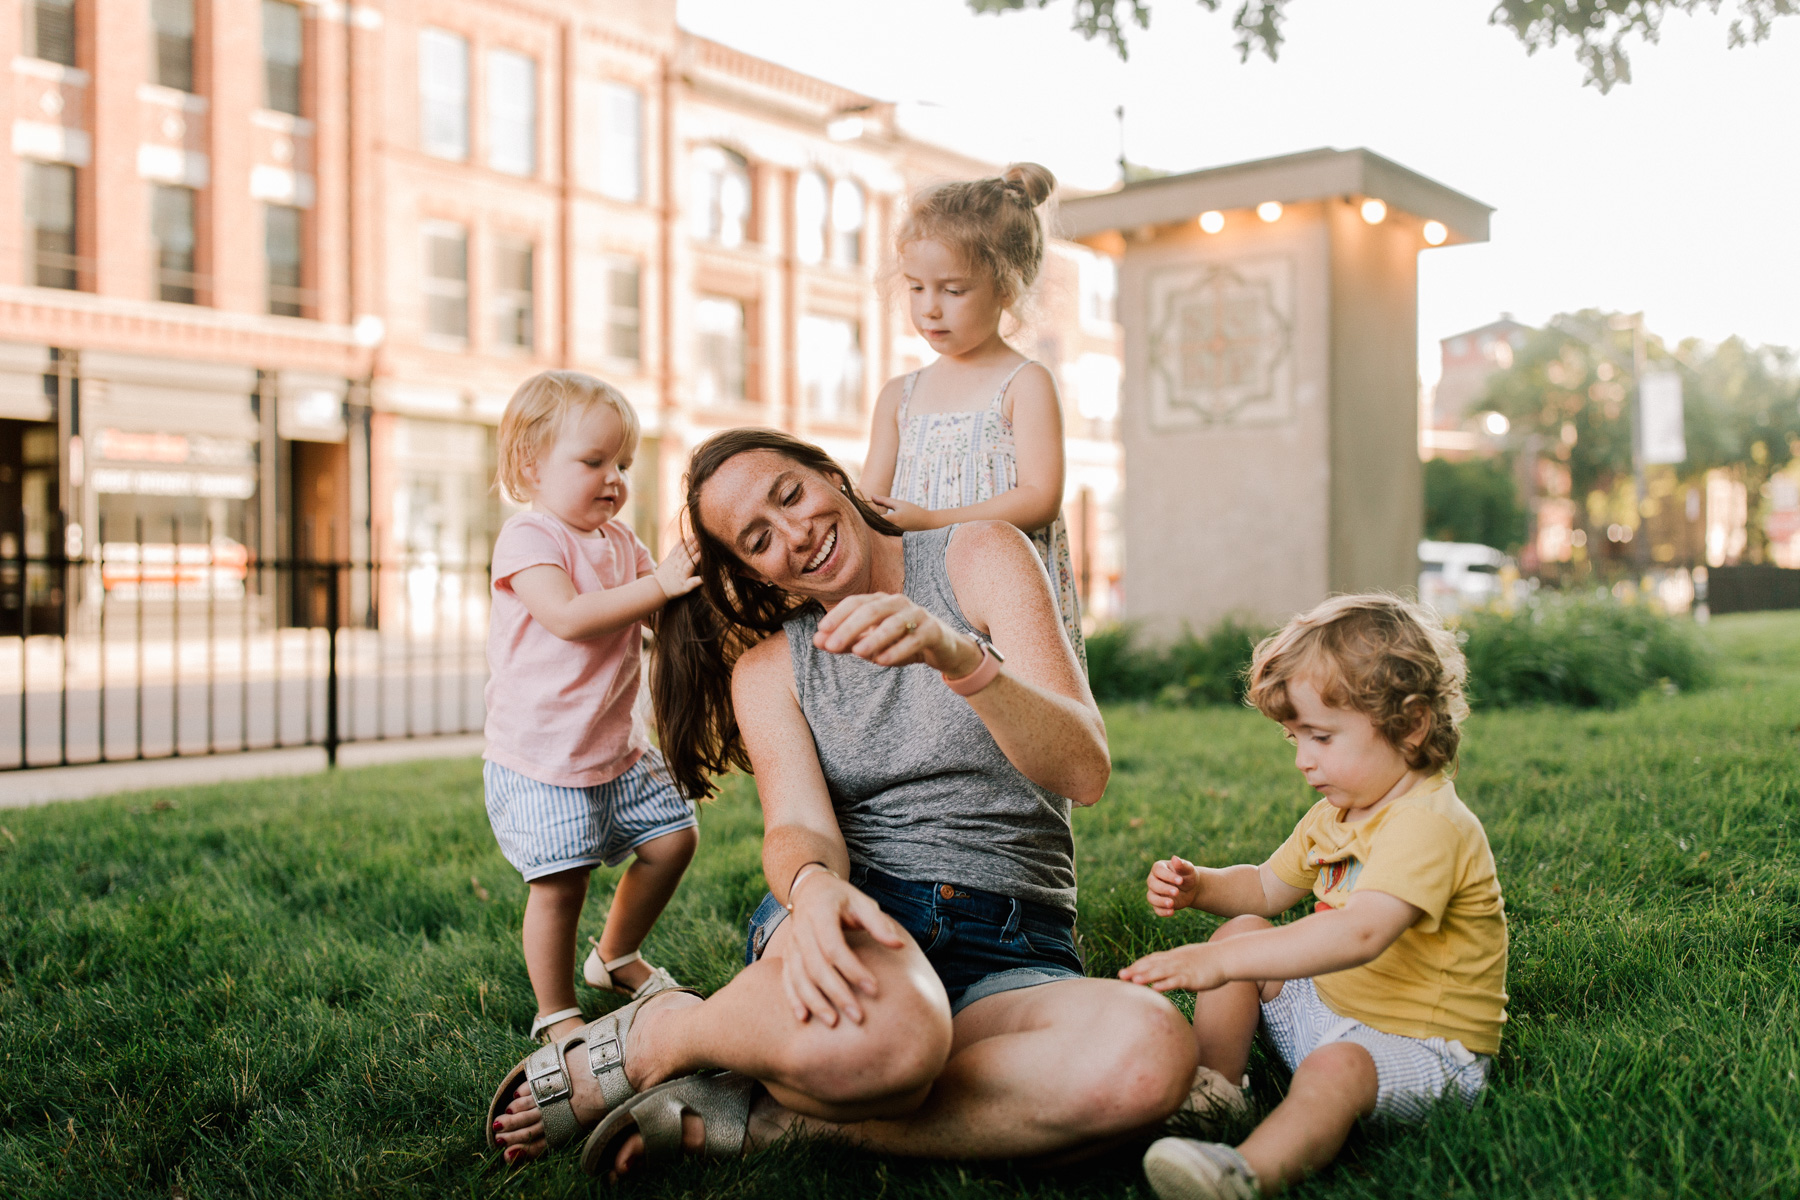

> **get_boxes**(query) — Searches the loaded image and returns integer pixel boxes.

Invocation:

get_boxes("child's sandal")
[583,941,681,1000]
[529,1006,585,1045]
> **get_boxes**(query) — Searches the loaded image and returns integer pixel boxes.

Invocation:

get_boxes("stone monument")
[1060,148,1492,635]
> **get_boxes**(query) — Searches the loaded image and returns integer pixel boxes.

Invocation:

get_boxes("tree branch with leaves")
[969,0,1796,91]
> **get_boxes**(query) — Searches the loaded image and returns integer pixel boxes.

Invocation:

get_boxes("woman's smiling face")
[696,450,874,599]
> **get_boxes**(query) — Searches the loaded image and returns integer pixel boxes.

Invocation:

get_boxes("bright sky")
[678,0,1800,387]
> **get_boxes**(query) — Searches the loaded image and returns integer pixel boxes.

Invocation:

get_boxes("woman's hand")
[1118,943,1229,994]
[868,496,937,532]
[814,593,984,676]
[1147,855,1203,917]
[781,875,909,1026]
[651,538,702,600]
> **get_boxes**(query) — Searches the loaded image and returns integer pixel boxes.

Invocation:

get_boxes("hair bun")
[1001,162,1055,208]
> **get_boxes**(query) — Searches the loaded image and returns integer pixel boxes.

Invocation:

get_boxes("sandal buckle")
[589,1034,623,1074]
[530,1068,569,1103]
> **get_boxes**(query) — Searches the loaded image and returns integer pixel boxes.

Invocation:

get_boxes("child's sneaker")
[583,942,681,1000]
[1178,1065,1251,1129]
[1143,1137,1261,1200]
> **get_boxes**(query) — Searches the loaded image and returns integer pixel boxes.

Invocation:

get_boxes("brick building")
[1,0,1122,635]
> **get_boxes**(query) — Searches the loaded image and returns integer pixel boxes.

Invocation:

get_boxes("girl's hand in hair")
[781,874,908,1026]
[651,537,702,600]
[815,593,984,676]
[867,496,937,532]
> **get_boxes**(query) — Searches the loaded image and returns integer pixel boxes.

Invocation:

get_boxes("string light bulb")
[1256,201,1283,223]
[1422,220,1448,246]
[1360,198,1387,225]
[1198,210,1225,234]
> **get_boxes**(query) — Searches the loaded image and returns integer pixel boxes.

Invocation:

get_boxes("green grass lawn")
[2,612,1796,1199]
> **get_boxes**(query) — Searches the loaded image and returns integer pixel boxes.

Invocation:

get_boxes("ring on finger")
[903,618,918,633]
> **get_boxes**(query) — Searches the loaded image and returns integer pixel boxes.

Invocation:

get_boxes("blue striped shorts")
[1261,977,1492,1123]
[482,750,696,881]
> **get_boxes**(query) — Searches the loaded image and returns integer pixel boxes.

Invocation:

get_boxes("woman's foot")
[600,1082,791,1179]
[493,989,701,1164]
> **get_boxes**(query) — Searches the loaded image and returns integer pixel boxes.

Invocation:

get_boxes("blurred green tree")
[1481,313,1800,563]
[1424,456,1528,551]
[969,0,1795,92]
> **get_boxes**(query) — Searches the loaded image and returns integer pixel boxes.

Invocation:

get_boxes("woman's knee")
[1210,913,1272,943]
[1061,985,1196,1132]
[778,943,952,1105]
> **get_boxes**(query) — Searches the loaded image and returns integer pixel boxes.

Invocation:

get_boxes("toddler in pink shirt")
[483,370,701,1045]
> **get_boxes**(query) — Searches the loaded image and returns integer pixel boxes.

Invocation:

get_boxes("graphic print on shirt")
[1309,852,1365,909]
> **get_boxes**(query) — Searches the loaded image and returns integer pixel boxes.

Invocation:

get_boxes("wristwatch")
[942,639,1005,697]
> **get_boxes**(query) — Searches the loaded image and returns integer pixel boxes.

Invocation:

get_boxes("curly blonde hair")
[1246,593,1470,773]
[494,370,639,504]
[895,162,1055,311]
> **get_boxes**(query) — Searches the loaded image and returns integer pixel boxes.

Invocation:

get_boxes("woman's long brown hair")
[650,428,902,800]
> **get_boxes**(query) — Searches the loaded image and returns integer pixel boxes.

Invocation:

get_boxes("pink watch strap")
[943,643,1003,697]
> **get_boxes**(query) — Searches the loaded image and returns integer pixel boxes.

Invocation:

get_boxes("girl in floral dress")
[861,162,1085,669]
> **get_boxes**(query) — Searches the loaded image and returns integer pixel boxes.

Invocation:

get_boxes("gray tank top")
[783,526,1076,912]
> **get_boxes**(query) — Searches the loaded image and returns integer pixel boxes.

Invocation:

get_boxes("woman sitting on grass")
[487,428,1196,1177]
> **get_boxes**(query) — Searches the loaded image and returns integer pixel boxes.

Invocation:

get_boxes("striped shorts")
[1260,977,1491,1123]
[482,750,696,881]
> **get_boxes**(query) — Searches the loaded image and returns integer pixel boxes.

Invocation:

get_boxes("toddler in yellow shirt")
[1121,593,1508,1200]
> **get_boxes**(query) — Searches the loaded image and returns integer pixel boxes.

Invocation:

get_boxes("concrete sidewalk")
[0,734,486,808]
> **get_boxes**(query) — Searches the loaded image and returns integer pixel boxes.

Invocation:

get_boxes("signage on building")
[1639,371,1685,465]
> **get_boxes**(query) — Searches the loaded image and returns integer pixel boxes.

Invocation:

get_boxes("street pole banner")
[1640,370,1686,465]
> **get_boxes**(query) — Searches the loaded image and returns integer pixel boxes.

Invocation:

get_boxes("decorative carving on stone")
[1145,257,1294,429]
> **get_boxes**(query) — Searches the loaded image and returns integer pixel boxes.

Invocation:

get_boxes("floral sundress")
[890,360,1086,670]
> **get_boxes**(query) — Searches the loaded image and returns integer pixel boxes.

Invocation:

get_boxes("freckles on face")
[696,451,861,593]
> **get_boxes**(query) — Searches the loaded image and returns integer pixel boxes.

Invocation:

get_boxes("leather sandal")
[584,941,683,1000]
[579,1070,760,1177]
[485,986,701,1156]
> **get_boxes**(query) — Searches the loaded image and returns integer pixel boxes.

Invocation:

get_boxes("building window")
[24,162,78,290]
[152,0,194,91]
[262,0,303,115]
[422,223,469,343]
[691,146,750,248]
[799,315,863,423]
[596,83,642,203]
[486,49,536,176]
[605,258,641,365]
[419,28,470,161]
[152,185,198,303]
[492,237,534,349]
[25,0,75,66]
[266,204,303,316]
[693,296,747,406]
[794,170,827,266]
[832,179,865,266]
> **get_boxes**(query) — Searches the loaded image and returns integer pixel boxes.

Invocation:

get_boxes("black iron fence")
[1,542,490,772]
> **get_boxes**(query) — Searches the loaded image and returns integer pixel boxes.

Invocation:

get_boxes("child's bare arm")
[1147,857,1309,918]
[1120,889,1422,993]
[508,548,698,642]
[870,365,1065,533]
[859,378,907,500]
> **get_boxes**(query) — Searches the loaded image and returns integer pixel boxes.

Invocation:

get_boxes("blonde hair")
[895,162,1056,310]
[1246,593,1470,774]
[494,370,640,504]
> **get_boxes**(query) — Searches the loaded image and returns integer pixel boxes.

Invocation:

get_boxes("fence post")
[325,559,340,767]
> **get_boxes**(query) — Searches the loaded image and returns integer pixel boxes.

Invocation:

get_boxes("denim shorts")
[745,864,1085,1016]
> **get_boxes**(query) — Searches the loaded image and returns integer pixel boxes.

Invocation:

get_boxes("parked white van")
[1418,540,1517,614]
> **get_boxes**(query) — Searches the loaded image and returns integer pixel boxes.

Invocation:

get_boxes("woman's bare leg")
[493,920,952,1160]
[604,976,1197,1175]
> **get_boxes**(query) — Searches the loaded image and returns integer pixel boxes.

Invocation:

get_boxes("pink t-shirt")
[483,511,655,787]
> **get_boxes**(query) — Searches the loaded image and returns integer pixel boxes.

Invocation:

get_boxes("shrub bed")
[1088,597,1714,711]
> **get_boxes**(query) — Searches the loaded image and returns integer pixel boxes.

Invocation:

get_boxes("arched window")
[794,170,828,265]
[831,179,865,265]
[691,146,751,248]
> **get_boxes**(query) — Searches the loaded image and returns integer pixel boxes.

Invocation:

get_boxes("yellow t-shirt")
[1267,774,1509,1054]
